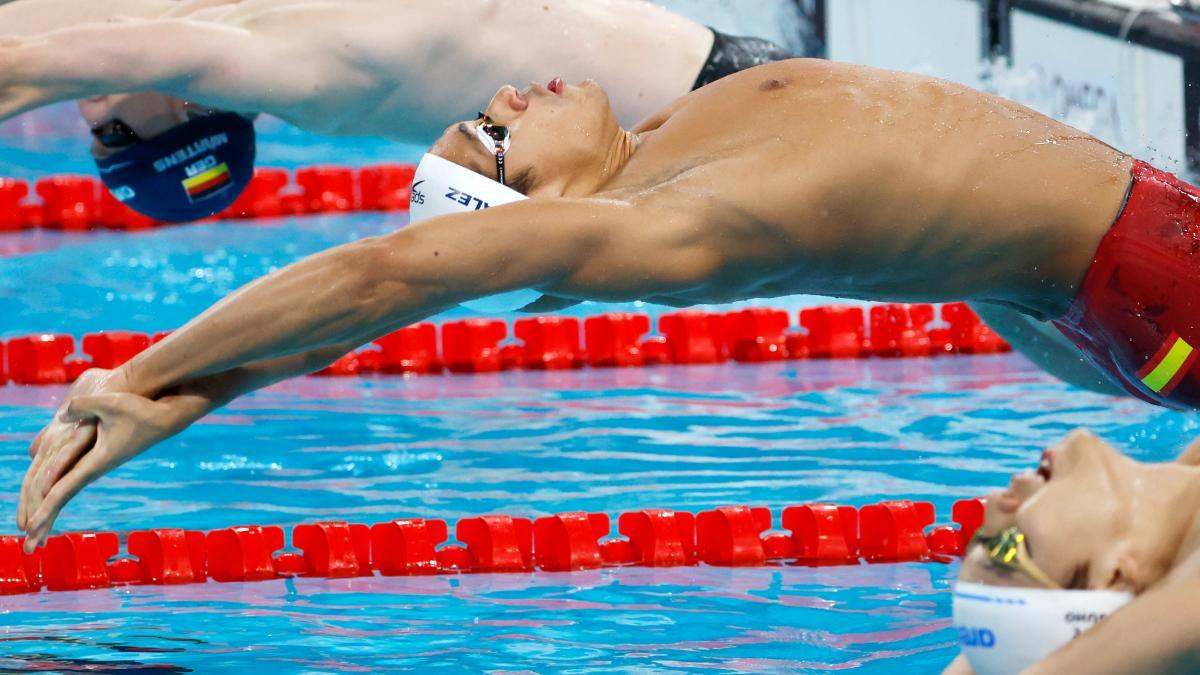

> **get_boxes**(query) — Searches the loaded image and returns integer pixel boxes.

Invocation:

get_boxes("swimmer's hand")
[18,389,187,554]
[18,368,119,539]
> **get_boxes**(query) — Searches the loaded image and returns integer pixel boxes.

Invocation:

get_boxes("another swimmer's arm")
[0,0,170,37]
[968,303,1125,397]
[0,18,341,119]
[1022,578,1200,674]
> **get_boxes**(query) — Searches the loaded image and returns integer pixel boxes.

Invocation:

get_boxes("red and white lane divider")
[0,498,986,595]
[0,302,1009,386]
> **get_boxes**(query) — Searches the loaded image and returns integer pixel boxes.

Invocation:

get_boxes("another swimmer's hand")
[19,391,184,553]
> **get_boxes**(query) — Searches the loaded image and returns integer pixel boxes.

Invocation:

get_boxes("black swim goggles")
[474,112,512,186]
[91,119,143,149]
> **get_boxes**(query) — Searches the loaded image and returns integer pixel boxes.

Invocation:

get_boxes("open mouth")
[548,77,565,95]
[1037,450,1053,481]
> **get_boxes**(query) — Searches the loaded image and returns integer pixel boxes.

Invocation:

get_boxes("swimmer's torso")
[591,60,1133,317]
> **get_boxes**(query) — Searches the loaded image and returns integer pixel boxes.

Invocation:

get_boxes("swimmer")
[946,430,1200,674]
[0,0,790,221]
[17,60,1200,553]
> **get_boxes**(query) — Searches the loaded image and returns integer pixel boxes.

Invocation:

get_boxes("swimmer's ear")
[1176,437,1200,466]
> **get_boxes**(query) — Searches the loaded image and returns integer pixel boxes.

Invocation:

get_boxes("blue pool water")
[1,126,1197,673]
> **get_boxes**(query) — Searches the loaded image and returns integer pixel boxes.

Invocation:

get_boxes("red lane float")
[1,303,1012,387]
[358,165,416,211]
[223,168,290,220]
[370,519,448,576]
[695,505,772,566]
[783,503,859,564]
[943,302,1011,354]
[373,323,442,375]
[206,525,286,582]
[82,331,150,369]
[583,313,651,368]
[533,512,609,571]
[441,319,508,373]
[723,309,789,362]
[870,304,934,358]
[0,498,990,595]
[292,522,372,578]
[800,306,868,359]
[296,166,356,214]
[514,316,583,370]
[859,500,936,562]
[36,176,96,231]
[0,536,41,594]
[618,509,697,567]
[659,311,726,364]
[126,529,207,584]
[457,516,534,573]
[6,334,75,385]
[0,179,30,231]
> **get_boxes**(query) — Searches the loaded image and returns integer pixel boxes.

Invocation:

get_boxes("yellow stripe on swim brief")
[1141,336,1196,394]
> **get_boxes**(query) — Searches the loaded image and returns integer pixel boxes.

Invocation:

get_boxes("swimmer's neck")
[531,126,640,198]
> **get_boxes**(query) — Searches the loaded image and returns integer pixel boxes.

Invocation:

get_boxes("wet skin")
[18,61,1135,555]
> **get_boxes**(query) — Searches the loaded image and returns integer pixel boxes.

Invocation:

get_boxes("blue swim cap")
[94,112,256,223]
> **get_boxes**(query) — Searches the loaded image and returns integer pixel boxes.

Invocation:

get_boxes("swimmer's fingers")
[17,451,47,532]
[23,449,108,554]
[36,421,97,499]
[17,421,93,533]
[23,394,175,552]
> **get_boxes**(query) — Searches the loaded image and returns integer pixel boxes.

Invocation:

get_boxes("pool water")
[1,191,1197,673]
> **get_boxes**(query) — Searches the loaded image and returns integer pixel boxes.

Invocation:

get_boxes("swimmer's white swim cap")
[409,153,542,313]
[952,581,1133,675]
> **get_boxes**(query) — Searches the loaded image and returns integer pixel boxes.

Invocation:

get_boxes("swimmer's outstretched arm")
[0,18,343,119]
[0,0,172,37]
[0,0,714,135]
[17,197,710,548]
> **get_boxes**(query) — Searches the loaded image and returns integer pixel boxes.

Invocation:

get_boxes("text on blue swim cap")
[152,132,230,173]
[957,626,996,648]
[445,188,490,211]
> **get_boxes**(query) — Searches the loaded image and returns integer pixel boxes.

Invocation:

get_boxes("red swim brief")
[1053,160,1200,409]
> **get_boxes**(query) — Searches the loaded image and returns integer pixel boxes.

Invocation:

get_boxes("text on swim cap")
[153,133,230,173]
[184,156,219,178]
[445,188,489,211]
[957,626,996,648]
[109,186,136,202]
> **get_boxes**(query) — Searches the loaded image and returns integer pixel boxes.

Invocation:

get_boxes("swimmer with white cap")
[945,430,1200,674]
[21,61,1200,649]
[0,0,792,221]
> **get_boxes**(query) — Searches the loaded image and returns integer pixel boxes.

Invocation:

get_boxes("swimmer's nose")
[487,85,528,118]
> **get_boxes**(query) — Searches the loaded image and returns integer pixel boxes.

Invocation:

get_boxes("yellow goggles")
[973,527,1061,590]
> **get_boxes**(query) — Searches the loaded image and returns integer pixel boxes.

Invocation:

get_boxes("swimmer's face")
[429,79,619,195]
[79,93,197,159]
[959,429,1200,592]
